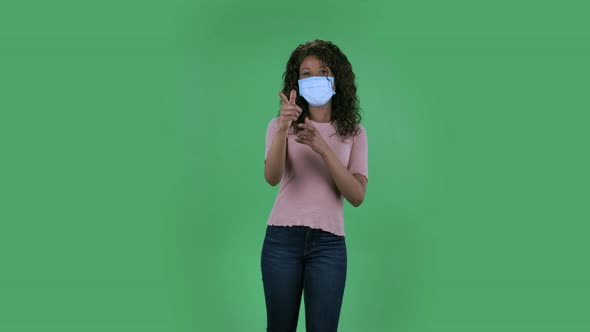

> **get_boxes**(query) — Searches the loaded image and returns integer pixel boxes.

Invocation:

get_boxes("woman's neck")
[308,102,332,123]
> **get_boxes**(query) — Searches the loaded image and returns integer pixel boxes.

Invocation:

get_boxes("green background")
[1,0,589,331]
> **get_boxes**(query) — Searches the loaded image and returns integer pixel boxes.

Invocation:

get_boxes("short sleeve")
[347,125,368,182]
[265,117,280,161]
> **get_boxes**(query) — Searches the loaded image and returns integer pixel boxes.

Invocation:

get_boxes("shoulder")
[352,123,367,142]
[267,116,280,130]
[356,123,366,133]
[267,116,294,135]
[268,116,279,125]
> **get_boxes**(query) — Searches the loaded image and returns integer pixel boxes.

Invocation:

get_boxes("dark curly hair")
[278,39,362,142]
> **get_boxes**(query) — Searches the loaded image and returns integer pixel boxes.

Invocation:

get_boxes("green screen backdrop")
[1,0,589,331]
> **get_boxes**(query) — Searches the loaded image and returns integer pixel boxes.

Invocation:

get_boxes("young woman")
[261,39,368,331]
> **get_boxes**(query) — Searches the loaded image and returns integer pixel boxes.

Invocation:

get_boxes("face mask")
[297,76,336,106]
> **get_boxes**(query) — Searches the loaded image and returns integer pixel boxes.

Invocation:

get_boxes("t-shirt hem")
[267,220,345,237]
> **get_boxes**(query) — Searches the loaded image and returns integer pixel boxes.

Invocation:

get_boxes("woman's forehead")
[300,55,329,69]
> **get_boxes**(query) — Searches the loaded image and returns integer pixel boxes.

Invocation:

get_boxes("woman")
[261,39,368,332]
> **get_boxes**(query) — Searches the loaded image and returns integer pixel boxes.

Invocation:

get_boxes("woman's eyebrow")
[300,66,328,71]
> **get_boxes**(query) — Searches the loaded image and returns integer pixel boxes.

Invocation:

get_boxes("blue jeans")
[260,225,347,332]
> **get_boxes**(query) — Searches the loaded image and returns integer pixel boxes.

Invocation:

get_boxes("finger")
[297,129,311,138]
[304,118,316,132]
[294,137,307,144]
[282,112,298,122]
[285,105,301,117]
[289,89,297,105]
[279,91,289,104]
[284,109,299,119]
[286,108,300,117]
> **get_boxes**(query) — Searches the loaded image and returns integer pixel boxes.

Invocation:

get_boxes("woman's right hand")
[278,89,303,131]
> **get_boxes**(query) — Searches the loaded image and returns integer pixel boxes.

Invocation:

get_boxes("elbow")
[350,190,365,207]
[264,172,280,187]
[264,164,282,186]
[264,165,276,186]
[264,175,279,186]
[350,195,364,207]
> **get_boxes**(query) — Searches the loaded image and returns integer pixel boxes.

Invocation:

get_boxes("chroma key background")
[1,0,589,331]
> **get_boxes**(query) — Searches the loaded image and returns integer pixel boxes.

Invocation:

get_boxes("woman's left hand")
[295,117,330,156]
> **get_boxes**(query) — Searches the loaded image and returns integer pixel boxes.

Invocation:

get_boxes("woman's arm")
[294,118,368,206]
[265,90,303,186]
[264,127,288,186]
[320,148,367,207]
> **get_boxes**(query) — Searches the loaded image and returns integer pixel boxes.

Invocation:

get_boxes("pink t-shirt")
[264,117,368,236]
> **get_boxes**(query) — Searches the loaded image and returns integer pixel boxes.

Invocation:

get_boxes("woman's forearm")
[264,128,288,186]
[320,148,364,206]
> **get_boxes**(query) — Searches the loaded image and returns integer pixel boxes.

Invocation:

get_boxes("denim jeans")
[260,225,347,332]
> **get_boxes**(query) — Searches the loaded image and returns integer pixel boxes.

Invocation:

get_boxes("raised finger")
[304,117,317,131]
[289,89,297,104]
[279,91,289,104]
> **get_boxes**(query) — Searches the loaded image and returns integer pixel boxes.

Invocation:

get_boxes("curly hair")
[278,39,362,142]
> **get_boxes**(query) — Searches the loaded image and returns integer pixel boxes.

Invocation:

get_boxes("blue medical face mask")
[297,76,336,106]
